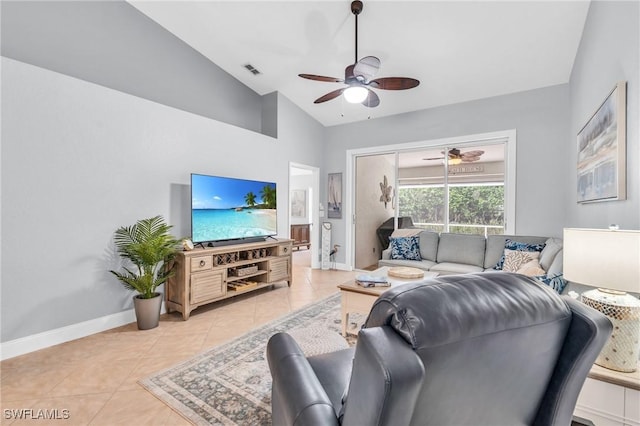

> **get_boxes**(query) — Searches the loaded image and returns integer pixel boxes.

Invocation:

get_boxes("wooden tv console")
[166,238,293,320]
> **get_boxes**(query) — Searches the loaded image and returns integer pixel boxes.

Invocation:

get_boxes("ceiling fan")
[423,148,485,164]
[298,0,419,108]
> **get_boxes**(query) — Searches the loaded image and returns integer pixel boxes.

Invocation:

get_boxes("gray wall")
[0,58,323,342]
[262,92,279,139]
[324,85,571,263]
[1,1,265,134]
[568,0,639,229]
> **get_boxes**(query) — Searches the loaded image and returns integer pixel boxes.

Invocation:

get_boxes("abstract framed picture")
[290,189,306,218]
[327,173,342,219]
[577,81,626,203]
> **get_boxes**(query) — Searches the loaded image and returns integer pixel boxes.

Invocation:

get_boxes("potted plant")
[110,215,180,330]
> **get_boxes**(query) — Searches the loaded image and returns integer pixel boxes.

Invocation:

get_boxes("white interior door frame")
[345,129,517,270]
[289,162,321,269]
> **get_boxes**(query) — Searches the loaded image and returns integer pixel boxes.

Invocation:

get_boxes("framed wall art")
[577,81,626,203]
[290,189,306,218]
[327,173,342,218]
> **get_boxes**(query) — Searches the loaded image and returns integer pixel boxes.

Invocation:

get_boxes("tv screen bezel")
[190,173,278,244]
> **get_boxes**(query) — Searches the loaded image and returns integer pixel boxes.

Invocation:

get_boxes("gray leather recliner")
[267,272,612,426]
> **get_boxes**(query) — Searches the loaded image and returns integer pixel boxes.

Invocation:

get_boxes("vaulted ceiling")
[129,1,590,127]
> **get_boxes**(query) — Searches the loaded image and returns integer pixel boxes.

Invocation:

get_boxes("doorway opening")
[289,162,320,269]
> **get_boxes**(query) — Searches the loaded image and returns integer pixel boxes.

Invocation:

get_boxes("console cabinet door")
[301,225,309,243]
[269,257,290,283]
[625,388,639,425]
[574,378,625,426]
[191,270,226,304]
[291,224,310,247]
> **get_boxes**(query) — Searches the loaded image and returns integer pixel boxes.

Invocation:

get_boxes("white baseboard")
[331,262,351,271]
[0,305,166,361]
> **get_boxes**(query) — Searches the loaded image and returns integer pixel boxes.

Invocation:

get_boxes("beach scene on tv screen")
[192,174,277,242]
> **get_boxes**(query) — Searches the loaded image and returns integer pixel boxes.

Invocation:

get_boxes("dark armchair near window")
[267,272,612,426]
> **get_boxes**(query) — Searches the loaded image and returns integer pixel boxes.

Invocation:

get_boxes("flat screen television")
[191,173,277,244]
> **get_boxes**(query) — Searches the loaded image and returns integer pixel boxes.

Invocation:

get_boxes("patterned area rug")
[140,293,360,425]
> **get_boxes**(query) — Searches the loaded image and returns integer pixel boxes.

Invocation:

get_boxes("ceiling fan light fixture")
[299,1,419,108]
[343,86,368,103]
[448,157,462,166]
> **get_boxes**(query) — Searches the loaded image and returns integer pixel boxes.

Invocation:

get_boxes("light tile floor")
[0,250,357,425]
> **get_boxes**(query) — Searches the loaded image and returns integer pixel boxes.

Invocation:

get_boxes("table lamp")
[563,228,640,372]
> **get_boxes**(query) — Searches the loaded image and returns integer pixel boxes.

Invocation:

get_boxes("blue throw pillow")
[389,236,422,261]
[534,273,567,294]
[493,239,546,270]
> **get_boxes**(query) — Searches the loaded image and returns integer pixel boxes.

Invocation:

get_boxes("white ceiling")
[129,0,590,127]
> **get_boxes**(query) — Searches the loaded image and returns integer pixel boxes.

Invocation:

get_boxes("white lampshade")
[563,228,640,293]
[564,228,640,372]
[343,86,368,104]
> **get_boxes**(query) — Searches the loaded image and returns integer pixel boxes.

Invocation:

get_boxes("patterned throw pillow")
[502,250,540,273]
[516,259,547,277]
[493,240,546,270]
[389,236,422,261]
[534,273,568,294]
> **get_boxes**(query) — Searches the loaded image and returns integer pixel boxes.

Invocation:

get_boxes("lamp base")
[582,289,640,372]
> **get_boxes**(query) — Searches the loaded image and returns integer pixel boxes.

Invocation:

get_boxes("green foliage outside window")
[398,185,504,235]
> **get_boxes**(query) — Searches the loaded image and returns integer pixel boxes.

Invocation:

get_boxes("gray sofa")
[379,231,563,276]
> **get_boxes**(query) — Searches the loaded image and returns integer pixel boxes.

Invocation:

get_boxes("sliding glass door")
[349,132,513,270]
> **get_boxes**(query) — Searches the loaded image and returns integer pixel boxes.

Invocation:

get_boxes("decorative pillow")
[493,240,546,270]
[390,228,422,238]
[389,236,422,261]
[539,237,563,272]
[534,273,567,294]
[546,250,563,276]
[516,258,546,276]
[502,249,541,273]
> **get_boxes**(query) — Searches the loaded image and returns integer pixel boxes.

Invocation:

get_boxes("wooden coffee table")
[337,267,438,336]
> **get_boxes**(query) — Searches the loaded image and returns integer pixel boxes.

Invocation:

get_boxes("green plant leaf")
[109,215,180,297]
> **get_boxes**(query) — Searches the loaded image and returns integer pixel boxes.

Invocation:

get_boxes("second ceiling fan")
[299,1,419,108]
[424,148,486,163]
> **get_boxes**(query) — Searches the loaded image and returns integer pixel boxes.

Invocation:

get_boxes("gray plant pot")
[133,293,162,330]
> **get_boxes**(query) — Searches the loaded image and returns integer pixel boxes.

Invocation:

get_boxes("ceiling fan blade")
[462,157,481,162]
[314,88,346,104]
[299,74,343,83]
[361,88,380,108]
[369,77,420,90]
[423,156,445,161]
[353,56,380,83]
[461,150,485,157]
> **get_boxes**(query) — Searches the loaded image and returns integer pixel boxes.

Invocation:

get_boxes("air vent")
[243,64,261,75]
